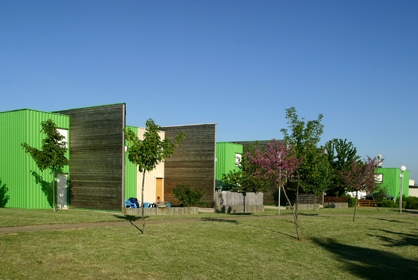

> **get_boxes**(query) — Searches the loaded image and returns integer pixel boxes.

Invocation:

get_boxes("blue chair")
[125,199,136,208]
[129,197,139,208]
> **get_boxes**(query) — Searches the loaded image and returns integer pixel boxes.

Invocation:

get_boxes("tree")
[337,157,378,222]
[124,119,185,234]
[247,139,303,240]
[221,144,276,193]
[325,138,360,196]
[21,119,68,212]
[280,107,332,198]
[0,178,10,208]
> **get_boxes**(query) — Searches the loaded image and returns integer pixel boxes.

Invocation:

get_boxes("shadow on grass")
[311,237,418,279]
[201,217,238,224]
[113,214,146,233]
[298,213,319,216]
[370,217,411,224]
[367,228,418,247]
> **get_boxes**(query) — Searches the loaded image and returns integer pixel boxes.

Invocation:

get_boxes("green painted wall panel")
[0,109,70,209]
[124,125,138,199]
[216,142,243,181]
[376,167,410,199]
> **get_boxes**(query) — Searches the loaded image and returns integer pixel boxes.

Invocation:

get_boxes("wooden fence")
[213,191,264,213]
[358,200,376,207]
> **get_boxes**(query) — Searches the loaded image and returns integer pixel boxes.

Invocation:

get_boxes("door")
[57,173,68,209]
[156,178,163,202]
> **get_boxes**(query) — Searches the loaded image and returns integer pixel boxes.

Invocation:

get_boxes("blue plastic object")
[143,202,151,208]
[125,199,136,208]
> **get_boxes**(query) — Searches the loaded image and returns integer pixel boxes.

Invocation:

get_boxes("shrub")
[173,183,204,207]
[0,179,10,208]
[405,196,418,210]
[380,200,398,208]
[346,196,356,207]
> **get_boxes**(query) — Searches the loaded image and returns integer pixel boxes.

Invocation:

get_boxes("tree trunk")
[353,190,358,222]
[371,193,379,211]
[278,186,281,215]
[141,171,146,234]
[282,182,301,241]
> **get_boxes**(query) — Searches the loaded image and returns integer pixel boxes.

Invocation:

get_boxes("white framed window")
[235,154,242,166]
[57,128,68,148]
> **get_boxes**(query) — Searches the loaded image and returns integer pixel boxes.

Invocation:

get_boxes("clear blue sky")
[1,1,417,180]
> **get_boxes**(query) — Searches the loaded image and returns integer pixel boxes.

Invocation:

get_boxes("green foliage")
[173,183,204,207]
[346,196,356,207]
[405,196,418,210]
[220,143,276,193]
[124,119,185,234]
[21,119,69,172]
[380,200,398,208]
[124,119,185,172]
[21,119,69,211]
[0,179,10,208]
[325,138,360,196]
[280,107,331,194]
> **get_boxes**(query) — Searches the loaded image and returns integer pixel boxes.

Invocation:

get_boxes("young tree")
[221,144,276,193]
[124,119,185,234]
[280,107,332,197]
[325,138,360,196]
[247,139,303,240]
[21,119,68,212]
[337,157,378,222]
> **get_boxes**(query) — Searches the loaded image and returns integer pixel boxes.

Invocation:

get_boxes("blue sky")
[1,1,417,180]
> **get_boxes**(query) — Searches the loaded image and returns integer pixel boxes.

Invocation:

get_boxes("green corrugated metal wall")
[124,125,138,199]
[216,142,243,181]
[0,109,70,208]
[376,167,410,199]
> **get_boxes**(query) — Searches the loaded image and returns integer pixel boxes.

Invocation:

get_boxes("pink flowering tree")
[337,157,379,222]
[248,139,303,240]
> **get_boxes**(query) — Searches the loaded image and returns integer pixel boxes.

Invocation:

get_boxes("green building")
[376,167,410,199]
[0,109,70,209]
[0,104,218,210]
[215,142,243,182]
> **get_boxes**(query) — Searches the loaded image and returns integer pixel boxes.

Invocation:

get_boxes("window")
[235,154,242,166]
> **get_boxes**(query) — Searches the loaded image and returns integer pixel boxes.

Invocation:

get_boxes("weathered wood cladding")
[161,124,216,207]
[57,104,126,210]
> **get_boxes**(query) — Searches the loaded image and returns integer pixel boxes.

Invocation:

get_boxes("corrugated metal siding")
[124,125,138,199]
[215,142,243,181]
[0,109,69,209]
[376,167,410,198]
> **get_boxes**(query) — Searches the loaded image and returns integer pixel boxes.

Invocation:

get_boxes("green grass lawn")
[1,207,417,279]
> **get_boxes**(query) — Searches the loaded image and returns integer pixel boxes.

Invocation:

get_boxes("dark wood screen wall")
[162,124,216,207]
[57,103,126,210]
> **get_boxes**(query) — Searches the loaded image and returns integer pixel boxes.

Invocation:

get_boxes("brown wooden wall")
[162,124,216,207]
[57,103,126,210]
